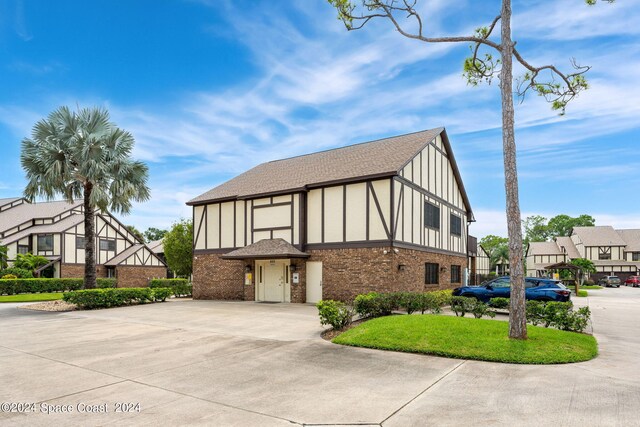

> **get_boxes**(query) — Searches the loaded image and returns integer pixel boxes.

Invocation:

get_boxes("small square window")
[76,236,86,249]
[99,239,116,251]
[633,253,640,262]
[17,245,29,255]
[37,235,53,251]
[425,263,439,285]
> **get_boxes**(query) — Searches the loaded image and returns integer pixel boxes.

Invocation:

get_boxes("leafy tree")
[0,245,7,270]
[144,227,168,243]
[327,0,613,339]
[523,215,549,244]
[547,214,595,238]
[571,258,597,285]
[14,253,50,272]
[163,219,193,277]
[126,225,145,243]
[479,235,508,271]
[21,106,150,288]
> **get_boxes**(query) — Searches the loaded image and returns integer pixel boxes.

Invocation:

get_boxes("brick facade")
[60,263,85,278]
[116,265,167,287]
[192,246,467,303]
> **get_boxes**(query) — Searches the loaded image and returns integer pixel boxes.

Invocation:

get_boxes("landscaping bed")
[333,314,598,364]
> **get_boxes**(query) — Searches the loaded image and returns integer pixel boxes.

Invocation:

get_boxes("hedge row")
[354,290,453,318]
[0,278,84,295]
[149,278,192,297]
[63,287,173,309]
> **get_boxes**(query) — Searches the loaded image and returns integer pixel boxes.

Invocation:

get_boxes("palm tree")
[21,106,150,288]
[490,245,510,275]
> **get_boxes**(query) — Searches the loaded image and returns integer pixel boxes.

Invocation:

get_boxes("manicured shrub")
[451,296,494,318]
[583,279,596,286]
[0,267,34,278]
[317,300,354,330]
[525,300,589,333]
[0,278,83,295]
[152,287,173,302]
[149,278,189,288]
[429,289,453,308]
[63,288,156,309]
[399,292,422,314]
[1,274,18,279]
[96,278,117,288]
[489,297,510,309]
[172,284,193,297]
[354,292,382,318]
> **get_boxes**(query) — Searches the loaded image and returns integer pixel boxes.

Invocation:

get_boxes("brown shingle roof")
[221,238,309,259]
[0,199,82,233]
[571,226,626,247]
[527,241,563,256]
[147,239,164,254]
[104,244,144,266]
[0,214,83,245]
[617,229,640,252]
[188,128,472,218]
[555,236,581,259]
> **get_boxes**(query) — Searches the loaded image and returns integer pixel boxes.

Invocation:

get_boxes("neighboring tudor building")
[526,226,640,281]
[187,128,474,303]
[0,197,167,286]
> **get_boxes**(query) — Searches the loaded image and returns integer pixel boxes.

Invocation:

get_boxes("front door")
[256,260,289,302]
[306,261,323,303]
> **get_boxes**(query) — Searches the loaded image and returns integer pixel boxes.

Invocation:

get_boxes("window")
[76,236,86,249]
[450,265,461,283]
[450,214,462,236]
[99,239,116,251]
[37,235,53,251]
[598,247,611,260]
[17,245,29,255]
[633,253,640,262]
[106,267,116,278]
[492,278,511,288]
[425,263,439,285]
[424,202,440,230]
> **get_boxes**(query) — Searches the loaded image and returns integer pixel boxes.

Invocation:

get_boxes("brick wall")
[60,264,85,278]
[192,246,467,303]
[116,266,167,288]
[193,253,246,300]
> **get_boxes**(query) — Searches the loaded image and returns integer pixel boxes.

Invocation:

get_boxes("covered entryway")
[220,238,310,303]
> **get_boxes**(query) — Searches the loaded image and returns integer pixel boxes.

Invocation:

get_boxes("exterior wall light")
[245,265,252,273]
[440,266,448,273]
[398,264,406,271]
[290,264,297,272]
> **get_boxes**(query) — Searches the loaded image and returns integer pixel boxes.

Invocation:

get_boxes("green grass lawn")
[576,290,588,297]
[569,285,602,290]
[333,315,597,364]
[0,293,64,303]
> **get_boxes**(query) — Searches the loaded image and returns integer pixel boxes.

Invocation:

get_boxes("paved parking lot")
[1,287,639,426]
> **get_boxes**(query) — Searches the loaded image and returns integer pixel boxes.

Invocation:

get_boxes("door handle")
[320,281,323,287]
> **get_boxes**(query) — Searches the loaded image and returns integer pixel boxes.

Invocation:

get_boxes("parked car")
[624,276,640,287]
[452,276,571,303]
[598,276,621,288]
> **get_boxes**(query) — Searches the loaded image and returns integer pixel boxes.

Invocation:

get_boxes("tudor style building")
[187,128,474,303]
[526,226,640,281]
[0,197,166,285]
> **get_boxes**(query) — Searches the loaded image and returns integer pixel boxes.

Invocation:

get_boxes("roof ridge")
[265,127,443,164]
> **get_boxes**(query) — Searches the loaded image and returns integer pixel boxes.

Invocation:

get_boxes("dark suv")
[452,276,571,303]
[598,276,621,288]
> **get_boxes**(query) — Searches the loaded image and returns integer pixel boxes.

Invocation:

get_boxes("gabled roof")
[527,241,564,256]
[0,197,22,207]
[571,226,627,247]
[104,243,166,267]
[555,236,581,259]
[0,199,82,234]
[188,128,473,217]
[0,214,83,245]
[221,238,309,259]
[617,229,640,252]
[147,239,164,254]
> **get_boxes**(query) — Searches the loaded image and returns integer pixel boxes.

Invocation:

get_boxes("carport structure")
[544,261,582,295]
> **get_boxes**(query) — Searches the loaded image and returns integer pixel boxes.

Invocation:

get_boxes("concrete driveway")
[0,288,639,426]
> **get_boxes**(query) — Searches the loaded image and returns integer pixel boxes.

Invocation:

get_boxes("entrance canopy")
[221,238,309,260]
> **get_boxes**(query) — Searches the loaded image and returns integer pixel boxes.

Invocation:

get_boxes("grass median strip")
[0,292,64,303]
[333,314,597,364]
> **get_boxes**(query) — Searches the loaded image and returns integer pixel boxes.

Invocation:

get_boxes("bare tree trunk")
[83,182,97,289]
[500,0,527,340]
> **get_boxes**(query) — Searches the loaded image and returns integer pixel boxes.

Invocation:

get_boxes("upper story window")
[99,239,116,251]
[76,236,86,249]
[633,252,640,262]
[424,202,440,230]
[450,214,462,236]
[37,234,53,251]
[17,245,29,255]
[598,247,611,260]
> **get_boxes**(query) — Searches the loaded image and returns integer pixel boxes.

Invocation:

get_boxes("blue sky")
[0,0,638,238]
